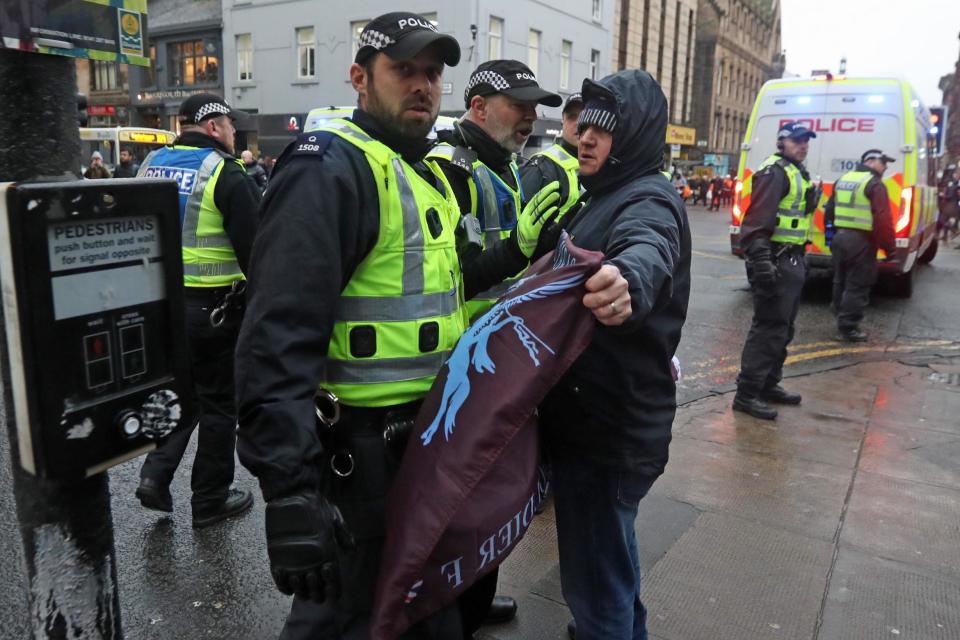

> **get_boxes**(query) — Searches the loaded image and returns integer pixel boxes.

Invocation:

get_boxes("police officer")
[824,149,897,341]
[233,13,587,639]
[733,122,818,420]
[520,92,583,219]
[429,59,564,320]
[135,93,261,527]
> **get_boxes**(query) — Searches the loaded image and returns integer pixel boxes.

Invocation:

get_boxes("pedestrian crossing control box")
[0,179,191,478]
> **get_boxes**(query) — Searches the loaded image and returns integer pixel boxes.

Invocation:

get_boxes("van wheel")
[886,267,914,298]
[918,237,938,264]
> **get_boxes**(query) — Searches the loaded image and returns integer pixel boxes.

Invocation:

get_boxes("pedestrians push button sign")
[0,179,192,478]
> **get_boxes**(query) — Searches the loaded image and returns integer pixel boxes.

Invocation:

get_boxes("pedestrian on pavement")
[135,93,261,527]
[520,91,584,229]
[241,149,268,190]
[938,167,960,243]
[732,121,818,420]
[538,69,691,640]
[697,174,709,206]
[709,175,723,210]
[429,59,564,322]
[233,13,575,639]
[823,149,897,342]
[113,148,140,178]
[83,150,111,179]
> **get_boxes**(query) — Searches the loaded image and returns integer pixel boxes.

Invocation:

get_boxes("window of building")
[144,45,157,87]
[560,40,572,90]
[590,49,600,80]
[237,34,253,82]
[488,16,503,60]
[716,61,724,97]
[92,60,117,91]
[296,27,316,79]
[592,0,602,21]
[351,20,370,60]
[528,29,541,76]
[169,39,219,87]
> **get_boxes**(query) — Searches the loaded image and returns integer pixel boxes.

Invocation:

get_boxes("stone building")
[691,0,785,175]
[938,32,960,167]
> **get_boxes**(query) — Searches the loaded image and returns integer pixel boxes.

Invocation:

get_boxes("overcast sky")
[781,0,960,106]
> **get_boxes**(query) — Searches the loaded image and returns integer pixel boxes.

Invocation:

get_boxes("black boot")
[192,489,253,529]
[482,595,517,625]
[136,477,173,513]
[838,328,868,342]
[732,393,778,420]
[762,385,802,405]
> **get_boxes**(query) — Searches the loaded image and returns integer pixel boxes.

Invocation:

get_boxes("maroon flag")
[370,235,602,638]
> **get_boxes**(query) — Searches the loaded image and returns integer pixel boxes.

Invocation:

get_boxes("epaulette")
[271,131,336,176]
[428,143,477,176]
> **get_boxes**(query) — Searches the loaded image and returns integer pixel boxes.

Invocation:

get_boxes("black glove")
[265,492,356,602]
[750,258,778,291]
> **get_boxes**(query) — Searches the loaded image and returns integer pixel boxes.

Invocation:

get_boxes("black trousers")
[280,410,467,640]
[139,292,239,509]
[831,229,877,332]
[736,249,806,397]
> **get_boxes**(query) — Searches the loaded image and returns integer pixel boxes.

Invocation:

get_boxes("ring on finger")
[610,301,618,313]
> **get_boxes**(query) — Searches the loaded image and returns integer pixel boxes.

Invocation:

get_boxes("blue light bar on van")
[797,96,811,104]
[868,95,884,103]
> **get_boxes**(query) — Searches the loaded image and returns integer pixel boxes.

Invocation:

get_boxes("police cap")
[355,12,460,67]
[464,60,562,108]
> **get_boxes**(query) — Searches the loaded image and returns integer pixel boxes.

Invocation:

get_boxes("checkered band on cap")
[359,29,396,52]
[194,102,231,122]
[578,106,618,133]
[463,70,512,102]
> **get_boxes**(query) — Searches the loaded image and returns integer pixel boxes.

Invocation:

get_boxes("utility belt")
[314,389,421,479]
[772,243,807,257]
[183,280,247,328]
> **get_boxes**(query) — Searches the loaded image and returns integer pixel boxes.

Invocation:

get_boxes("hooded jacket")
[541,70,692,476]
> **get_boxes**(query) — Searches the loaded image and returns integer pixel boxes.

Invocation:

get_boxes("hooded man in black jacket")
[540,70,691,640]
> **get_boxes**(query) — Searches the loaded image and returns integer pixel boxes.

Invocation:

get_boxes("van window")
[746,113,901,183]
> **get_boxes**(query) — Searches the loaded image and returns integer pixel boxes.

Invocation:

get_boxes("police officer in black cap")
[521,92,584,223]
[733,122,819,420]
[428,59,565,320]
[824,149,897,341]
[135,92,261,526]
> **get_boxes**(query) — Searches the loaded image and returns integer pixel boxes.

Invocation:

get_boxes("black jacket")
[541,70,692,476]
[172,131,261,274]
[235,110,527,500]
[823,163,896,255]
[113,160,139,178]
[738,153,812,259]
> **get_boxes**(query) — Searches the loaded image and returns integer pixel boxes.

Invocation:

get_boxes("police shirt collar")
[175,131,235,158]
[454,120,513,172]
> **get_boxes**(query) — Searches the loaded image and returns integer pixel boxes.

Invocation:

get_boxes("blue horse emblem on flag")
[420,271,585,446]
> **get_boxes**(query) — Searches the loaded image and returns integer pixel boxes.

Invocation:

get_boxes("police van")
[79,126,177,173]
[304,106,457,138]
[730,76,939,296]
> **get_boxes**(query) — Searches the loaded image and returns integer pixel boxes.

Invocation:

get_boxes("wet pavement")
[1,205,959,638]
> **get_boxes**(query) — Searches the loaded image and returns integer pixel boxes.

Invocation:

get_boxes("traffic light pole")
[0,49,123,639]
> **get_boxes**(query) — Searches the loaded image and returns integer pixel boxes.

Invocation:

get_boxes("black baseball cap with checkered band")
[178,93,234,124]
[355,12,460,67]
[464,60,562,108]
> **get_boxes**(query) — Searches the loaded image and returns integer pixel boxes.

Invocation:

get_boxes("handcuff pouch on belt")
[209,280,247,328]
[313,389,419,480]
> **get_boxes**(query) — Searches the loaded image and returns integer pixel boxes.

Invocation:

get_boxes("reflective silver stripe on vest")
[182,150,228,249]
[771,226,806,239]
[335,288,458,322]
[473,167,502,248]
[540,145,574,165]
[473,278,512,302]
[779,165,805,216]
[835,179,872,210]
[182,261,242,276]
[324,351,451,384]
[392,158,425,295]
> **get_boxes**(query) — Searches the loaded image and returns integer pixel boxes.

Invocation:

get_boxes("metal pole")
[0,49,123,639]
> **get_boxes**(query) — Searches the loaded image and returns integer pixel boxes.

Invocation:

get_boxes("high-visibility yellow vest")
[747,154,812,245]
[427,142,524,319]
[319,119,467,408]
[532,143,580,214]
[832,170,874,231]
[139,145,244,287]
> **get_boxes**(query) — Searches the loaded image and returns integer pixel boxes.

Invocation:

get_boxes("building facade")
[613,0,698,127]
[691,0,784,175]
[221,0,614,154]
[939,33,960,168]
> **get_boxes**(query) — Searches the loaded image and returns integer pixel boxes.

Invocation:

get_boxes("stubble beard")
[365,79,436,141]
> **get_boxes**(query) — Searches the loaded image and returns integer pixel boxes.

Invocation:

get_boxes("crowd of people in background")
[670,170,736,211]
